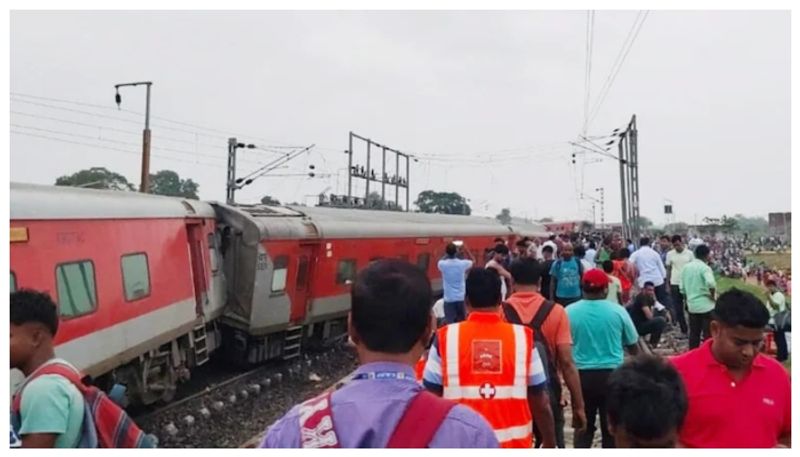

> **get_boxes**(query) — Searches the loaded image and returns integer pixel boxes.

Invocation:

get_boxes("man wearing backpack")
[549,243,584,307]
[504,258,587,448]
[10,289,85,448]
[11,290,155,449]
[262,260,499,448]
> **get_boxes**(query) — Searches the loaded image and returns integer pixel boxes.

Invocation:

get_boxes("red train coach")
[212,203,547,365]
[10,183,225,404]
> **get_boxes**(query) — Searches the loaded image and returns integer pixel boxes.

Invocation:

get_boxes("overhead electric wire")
[587,11,649,126]
[583,10,595,136]
[11,130,225,169]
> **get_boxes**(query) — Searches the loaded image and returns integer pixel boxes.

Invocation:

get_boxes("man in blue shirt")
[566,270,639,448]
[437,242,475,324]
[549,243,583,306]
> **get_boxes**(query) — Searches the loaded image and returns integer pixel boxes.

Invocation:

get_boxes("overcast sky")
[10,10,790,225]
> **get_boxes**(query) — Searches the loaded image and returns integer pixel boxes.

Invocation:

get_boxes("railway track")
[135,344,358,448]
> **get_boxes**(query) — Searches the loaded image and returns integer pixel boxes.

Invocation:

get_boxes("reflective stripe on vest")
[495,421,533,443]
[438,318,534,447]
[443,384,527,400]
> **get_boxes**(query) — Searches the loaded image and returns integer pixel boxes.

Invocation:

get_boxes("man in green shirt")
[766,279,789,362]
[679,245,716,349]
[11,290,84,448]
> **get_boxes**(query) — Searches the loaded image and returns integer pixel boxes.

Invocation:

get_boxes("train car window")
[56,260,97,319]
[208,233,219,274]
[121,253,151,301]
[416,253,431,272]
[336,259,357,284]
[271,255,289,292]
[10,271,17,293]
[296,256,309,291]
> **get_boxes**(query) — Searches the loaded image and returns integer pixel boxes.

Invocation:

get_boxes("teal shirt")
[680,259,717,314]
[16,361,84,448]
[566,298,639,370]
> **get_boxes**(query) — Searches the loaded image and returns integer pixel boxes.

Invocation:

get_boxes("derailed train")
[10,183,547,405]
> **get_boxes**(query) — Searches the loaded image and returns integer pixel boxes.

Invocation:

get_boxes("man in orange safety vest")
[422,268,556,448]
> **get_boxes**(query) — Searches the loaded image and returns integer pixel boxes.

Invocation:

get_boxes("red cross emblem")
[479,382,496,399]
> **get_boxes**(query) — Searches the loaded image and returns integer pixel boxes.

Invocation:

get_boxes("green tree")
[663,222,689,234]
[414,190,471,215]
[261,195,281,205]
[55,167,134,191]
[633,216,653,229]
[733,214,768,236]
[496,208,512,225]
[149,170,200,199]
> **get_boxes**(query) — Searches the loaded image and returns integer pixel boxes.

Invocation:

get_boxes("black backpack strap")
[502,302,522,325]
[531,300,557,331]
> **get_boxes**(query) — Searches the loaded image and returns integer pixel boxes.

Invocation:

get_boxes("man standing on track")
[504,258,587,448]
[680,244,716,349]
[665,235,693,336]
[671,289,791,448]
[566,270,639,448]
[423,268,557,448]
[262,260,499,448]
[438,242,475,324]
[549,243,584,307]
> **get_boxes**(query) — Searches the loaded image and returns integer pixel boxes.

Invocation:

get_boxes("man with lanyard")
[671,289,791,448]
[423,268,557,448]
[262,260,498,448]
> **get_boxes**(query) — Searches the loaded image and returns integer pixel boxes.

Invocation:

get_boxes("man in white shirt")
[766,279,789,362]
[629,237,673,324]
[584,241,597,266]
[665,235,694,336]
[538,234,559,259]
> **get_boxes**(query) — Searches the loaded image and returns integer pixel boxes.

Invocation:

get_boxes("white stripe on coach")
[494,421,533,443]
[445,324,461,388]
[442,384,528,400]
[512,324,527,387]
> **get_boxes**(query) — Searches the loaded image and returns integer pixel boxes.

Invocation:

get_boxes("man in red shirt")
[671,289,791,448]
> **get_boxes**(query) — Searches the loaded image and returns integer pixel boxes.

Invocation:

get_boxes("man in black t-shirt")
[627,286,667,347]
[539,245,556,300]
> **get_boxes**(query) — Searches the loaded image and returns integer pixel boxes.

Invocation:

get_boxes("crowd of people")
[10,231,792,449]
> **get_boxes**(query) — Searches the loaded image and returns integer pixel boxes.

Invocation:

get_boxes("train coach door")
[290,244,314,323]
[186,221,209,316]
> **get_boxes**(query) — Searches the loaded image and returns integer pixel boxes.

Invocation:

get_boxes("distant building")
[768,212,791,240]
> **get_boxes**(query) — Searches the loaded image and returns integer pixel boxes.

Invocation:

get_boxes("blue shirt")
[566,298,639,370]
[438,258,473,302]
[261,362,498,448]
[549,258,582,299]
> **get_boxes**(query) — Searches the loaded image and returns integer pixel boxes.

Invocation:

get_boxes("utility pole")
[226,138,237,205]
[114,81,152,193]
[225,138,257,205]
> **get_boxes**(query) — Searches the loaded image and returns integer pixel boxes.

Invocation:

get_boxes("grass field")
[747,252,792,271]
[716,276,769,301]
